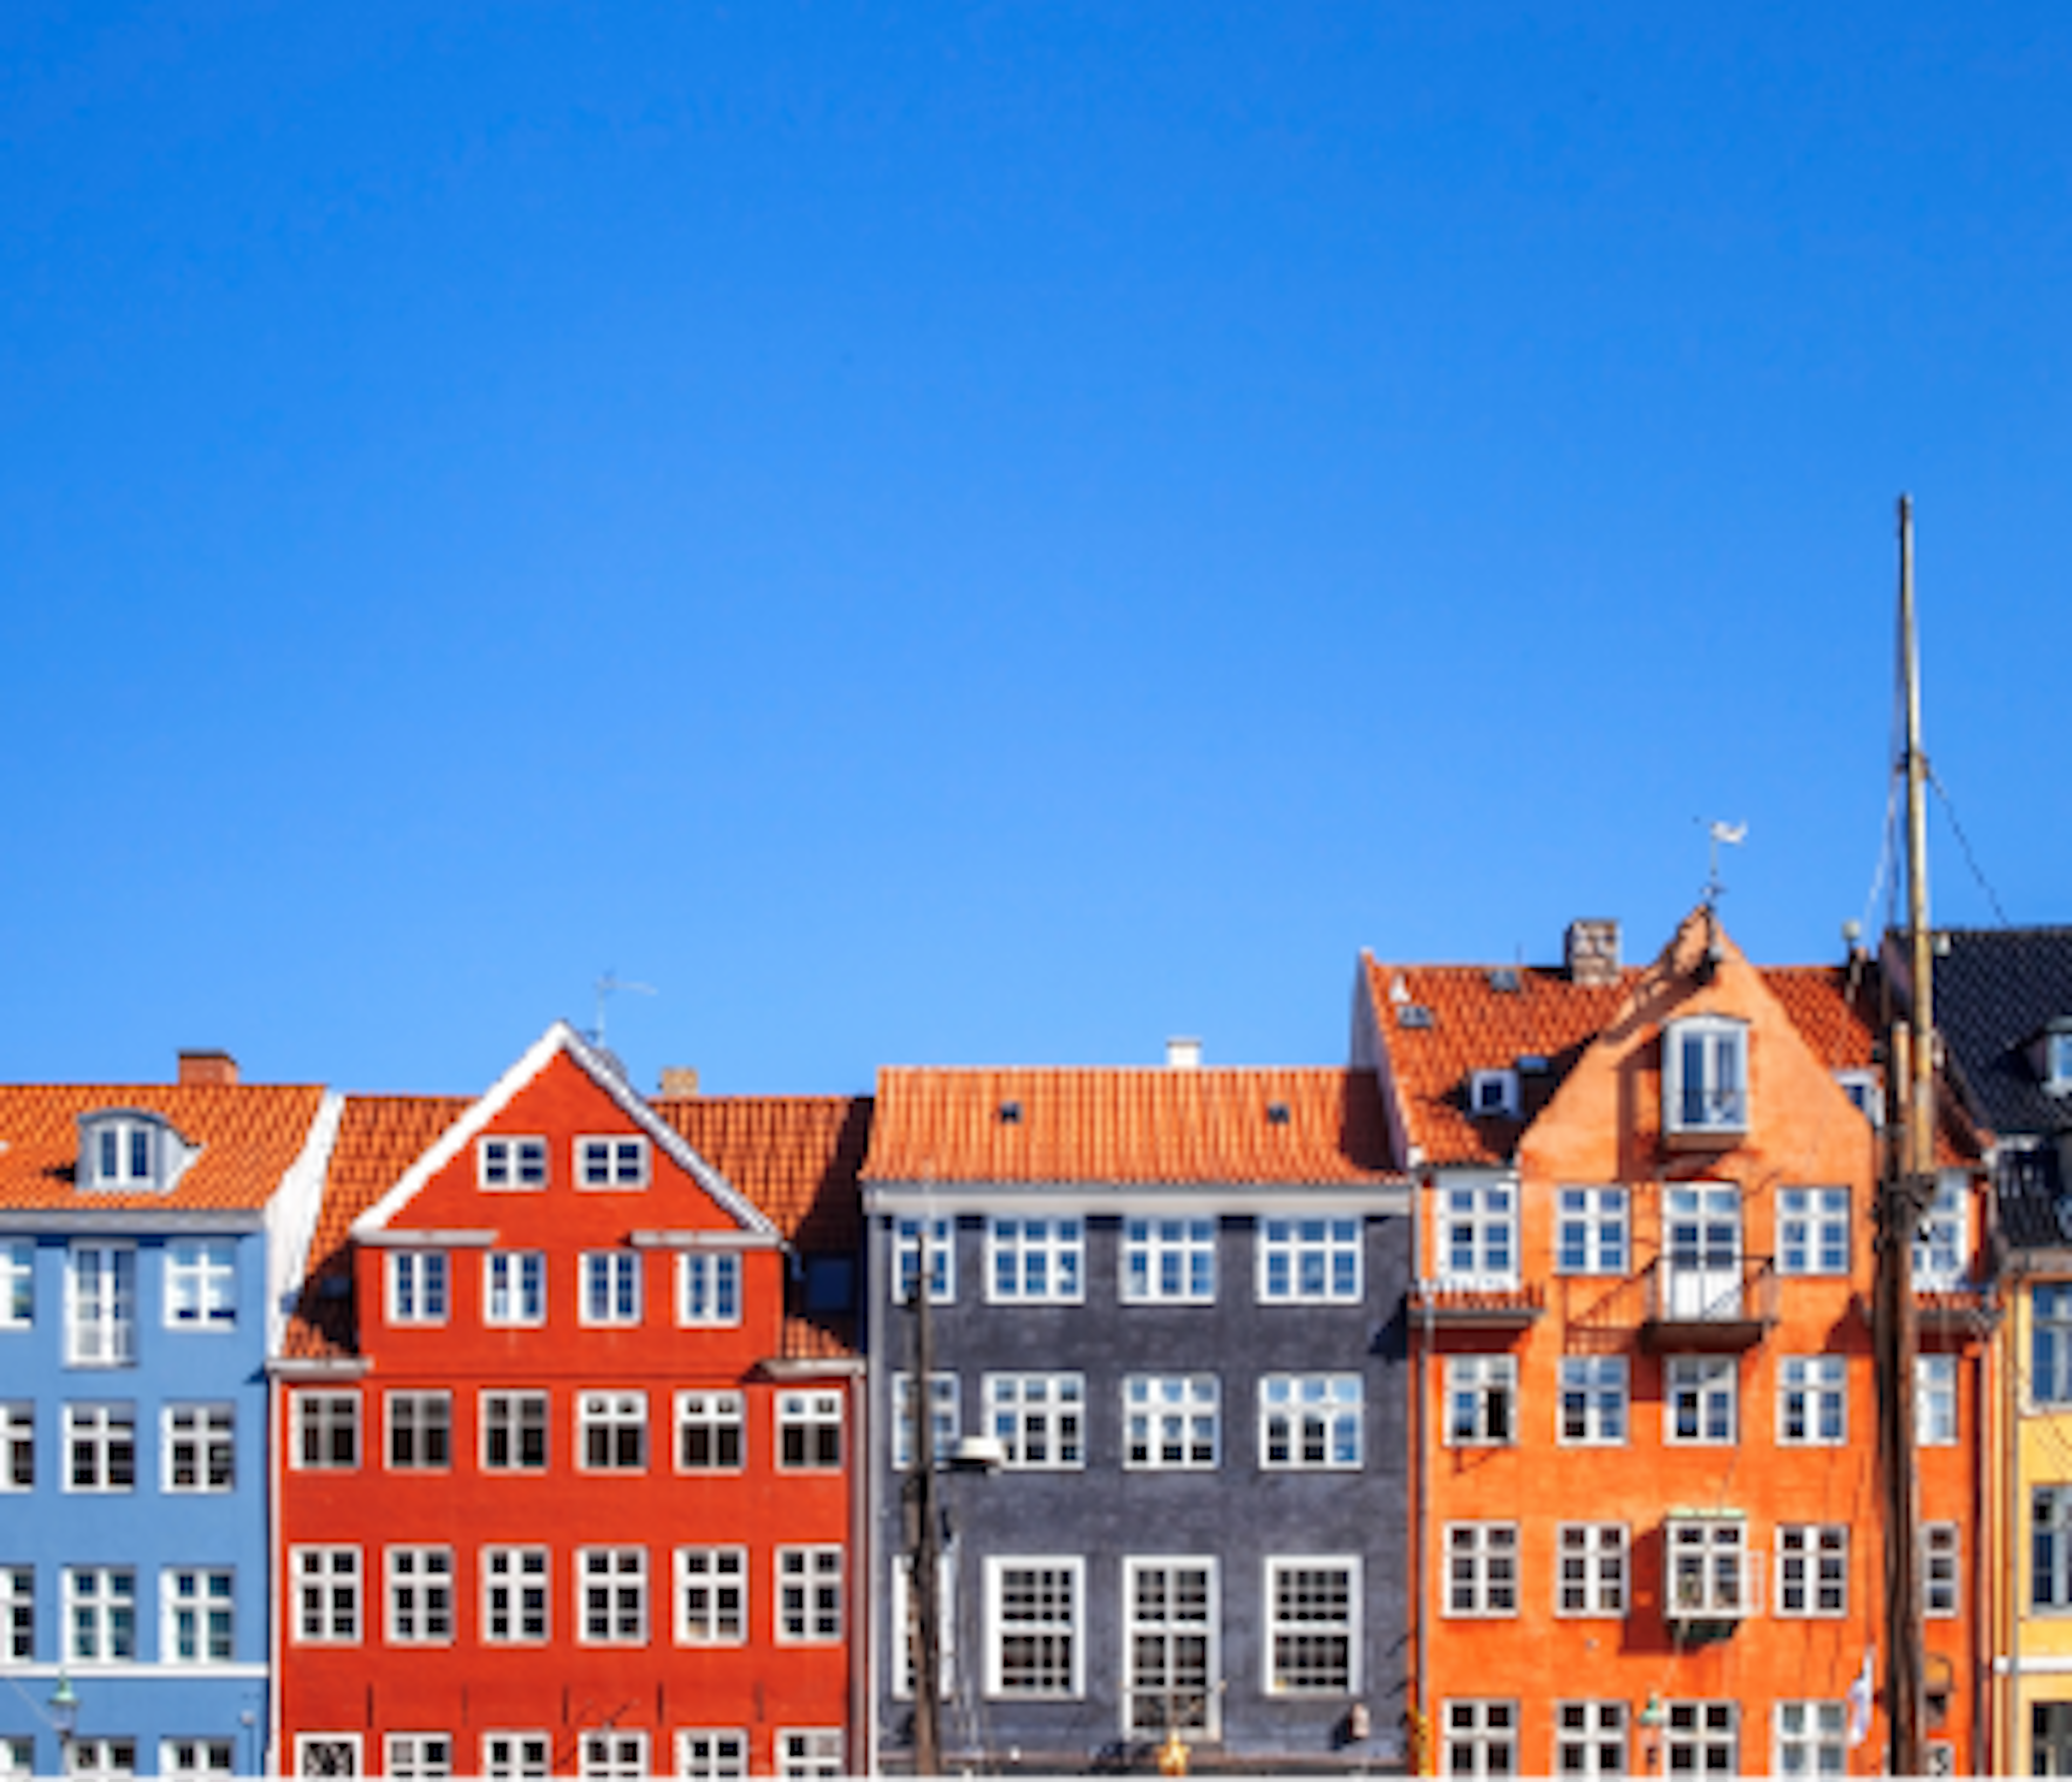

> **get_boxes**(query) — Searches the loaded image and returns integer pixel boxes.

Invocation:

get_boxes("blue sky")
[3,3,2067,1096]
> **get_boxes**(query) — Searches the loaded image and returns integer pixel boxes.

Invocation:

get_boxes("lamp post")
[48,1669,79,1777]
[1637,1692,1666,1774]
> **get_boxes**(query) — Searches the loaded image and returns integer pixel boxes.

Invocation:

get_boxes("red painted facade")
[274,1032,861,1778]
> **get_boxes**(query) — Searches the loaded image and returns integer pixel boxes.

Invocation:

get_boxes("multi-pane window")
[1922,1523,1960,1618]
[580,1252,641,1327]
[675,1548,746,1644]
[1777,1189,1850,1275]
[1259,1374,1362,1468]
[1665,1702,1737,1776]
[164,1240,236,1329]
[386,1392,452,1470]
[1666,1356,1736,1444]
[892,1373,960,1471]
[578,1732,647,1780]
[1558,1357,1627,1445]
[1556,1189,1628,1274]
[66,1739,137,1781]
[986,1374,1083,1470]
[1556,1524,1627,1616]
[1918,1355,1957,1445]
[1441,1184,1516,1285]
[578,1548,647,1644]
[1265,1559,1357,1693]
[1443,1700,1518,1778]
[160,1740,233,1780]
[481,1392,547,1471]
[64,1566,136,1660]
[482,1734,551,1780]
[2036,1485,2072,1609]
[677,1391,745,1471]
[578,1136,649,1187]
[0,1736,28,1782]
[1666,1520,1749,1618]
[777,1546,843,1643]
[1913,1176,1968,1287]
[66,1243,135,1365]
[0,1240,31,1327]
[1123,1559,1217,1736]
[163,1404,234,1492]
[1778,1356,1846,1445]
[292,1391,359,1470]
[675,1732,747,1779]
[1774,1701,1846,1777]
[292,1735,361,1776]
[478,1136,547,1189]
[386,1251,447,1326]
[1446,1356,1516,1446]
[1257,1218,1361,1302]
[1122,1375,1218,1469]
[987,1559,1083,1697]
[291,1547,359,1643]
[778,1391,843,1469]
[2,1566,32,1660]
[386,1547,454,1643]
[2037,1286,2072,1405]
[385,1735,452,1780]
[0,1403,29,1489]
[894,1216,955,1305]
[891,1555,958,1699]
[483,1252,544,1327]
[162,1567,234,1663]
[1445,1523,1518,1616]
[1555,1702,1628,1777]
[1665,1016,1748,1133]
[1123,1218,1216,1303]
[1776,1525,1848,1616]
[65,1403,135,1491]
[677,1253,741,1327]
[986,1218,1083,1303]
[482,1547,548,1643]
[578,1391,647,1471]
[776,1731,843,1779]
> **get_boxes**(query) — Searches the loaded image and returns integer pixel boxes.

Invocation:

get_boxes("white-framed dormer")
[1468,1070,1520,1120]
[2036,1021,2072,1096]
[1834,1069,1883,1126]
[1662,1015,1749,1142]
[76,1110,199,1195]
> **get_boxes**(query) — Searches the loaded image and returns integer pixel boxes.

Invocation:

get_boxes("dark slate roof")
[1929,928,2072,1139]
[1996,1142,2069,1253]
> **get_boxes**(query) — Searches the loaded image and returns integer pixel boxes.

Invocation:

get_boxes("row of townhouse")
[2,902,2052,1777]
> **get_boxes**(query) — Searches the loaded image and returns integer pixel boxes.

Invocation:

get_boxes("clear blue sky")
[4,3,2067,1096]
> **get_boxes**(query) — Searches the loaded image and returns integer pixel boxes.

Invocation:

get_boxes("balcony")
[1410,1278,1546,1331]
[1663,1515,1761,1642]
[1638,1256,1777,1352]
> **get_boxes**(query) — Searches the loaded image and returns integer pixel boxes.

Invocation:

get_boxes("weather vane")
[590,970,656,1049]
[1701,819,1748,907]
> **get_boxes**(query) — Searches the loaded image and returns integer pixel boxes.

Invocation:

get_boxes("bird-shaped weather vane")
[1700,819,1748,907]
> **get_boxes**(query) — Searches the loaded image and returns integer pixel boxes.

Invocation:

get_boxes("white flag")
[1846,1649,1875,1747]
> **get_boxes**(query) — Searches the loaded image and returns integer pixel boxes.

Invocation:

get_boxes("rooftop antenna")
[1701,819,1748,908]
[589,971,656,1050]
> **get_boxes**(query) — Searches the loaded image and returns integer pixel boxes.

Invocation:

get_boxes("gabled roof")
[652,1096,870,1253]
[0,1083,329,1213]
[862,1066,1394,1185]
[1925,927,2072,1140]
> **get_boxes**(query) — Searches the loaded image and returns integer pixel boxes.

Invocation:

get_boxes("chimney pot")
[1166,1037,1203,1070]
[178,1050,238,1087]
[1564,920,1622,987]
[657,1066,700,1098]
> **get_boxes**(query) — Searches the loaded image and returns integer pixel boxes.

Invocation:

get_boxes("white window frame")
[577,1546,647,1645]
[579,1251,642,1327]
[676,1390,745,1472]
[1469,1069,1519,1119]
[577,1390,647,1472]
[1664,1702,1738,1774]
[1777,1355,1847,1445]
[385,1250,448,1327]
[1664,1015,1749,1134]
[290,1546,360,1645]
[1558,1356,1627,1445]
[158,1739,233,1781]
[478,1135,547,1191]
[1122,1217,1216,1304]
[0,1239,30,1329]
[385,1390,451,1471]
[577,1135,649,1189]
[775,1731,843,1779]
[894,1216,955,1305]
[1444,1355,1516,1446]
[1439,1182,1517,1287]
[1556,1523,1627,1617]
[1917,1354,1957,1446]
[161,1566,235,1664]
[1777,1188,1850,1276]
[292,1733,362,1777]
[1555,1187,1628,1275]
[2,1565,33,1661]
[480,1390,547,1472]
[985,1556,1085,1699]
[87,1116,162,1190]
[1666,1519,1755,1619]
[674,1732,748,1779]
[1774,1701,1846,1777]
[892,1372,960,1471]
[1122,1374,1218,1470]
[1122,1556,1219,1737]
[1257,1216,1361,1303]
[0,1402,29,1491]
[1922,1522,1960,1618]
[66,1242,136,1366]
[66,1738,137,1781]
[162,1402,234,1492]
[2037,1484,2072,1610]
[1442,1699,1519,1778]
[1259,1373,1362,1469]
[64,1401,135,1492]
[985,1217,1084,1303]
[291,1390,359,1470]
[163,1239,236,1330]
[1444,1522,1518,1618]
[983,1372,1085,1470]
[1665,1355,1736,1444]
[776,1545,843,1644]
[1776,1523,1848,1618]
[480,1733,551,1780]
[776,1390,843,1470]
[1264,1556,1359,1695]
[675,1546,746,1645]
[481,1546,549,1644]
[385,1546,454,1644]
[676,1253,741,1327]
[64,1565,136,1661]
[890,1552,958,1699]
[2037,1284,2072,1406]
[482,1252,544,1328]
[577,1732,648,1781]
[1553,1701,1627,1777]
[1914,1174,1969,1288]
[385,1734,451,1780]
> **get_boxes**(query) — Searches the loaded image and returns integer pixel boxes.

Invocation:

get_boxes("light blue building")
[0,1058,337,1779]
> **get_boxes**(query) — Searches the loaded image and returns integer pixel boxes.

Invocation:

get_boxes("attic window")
[78,1111,192,1194]
[1488,968,1522,992]
[2046,1027,2072,1095]
[1469,1070,1519,1119]
[1398,1005,1435,1030]
[998,1100,1023,1125]
[1518,1055,1549,1075]
[1265,1101,1291,1125]
[1835,1070,1883,1126]
[1663,1016,1748,1139]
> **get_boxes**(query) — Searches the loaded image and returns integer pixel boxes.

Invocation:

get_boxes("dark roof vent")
[1398,1005,1435,1030]
[1518,1054,1549,1074]
[1265,1101,1291,1125]
[1488,968,1522,992]
[998,1099,1023,1125]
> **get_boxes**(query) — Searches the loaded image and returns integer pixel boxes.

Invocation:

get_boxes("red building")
[270,1024,866,1779]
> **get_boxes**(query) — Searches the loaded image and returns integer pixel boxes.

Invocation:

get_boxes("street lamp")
[48,1669,79,1776]
[1638,1692,1666,1774]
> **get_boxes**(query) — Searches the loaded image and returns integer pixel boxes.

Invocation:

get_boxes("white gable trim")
[350,1021,779,1241]
[266,1090,347,1359]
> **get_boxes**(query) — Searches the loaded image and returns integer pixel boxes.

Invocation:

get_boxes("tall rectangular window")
[577,1548,646,1644]
[481,1547,548,1643]
[986,1218,1083,1303]
[66,1243,135,1366]
[1917,1355,1957,1445]
[64,1566,135,1661]
[386,1392,452,1470]
[1667,1520,1749,1618]
[1265,1558,1357,1693]
[385,1252,447,1327]
[1441,1184,1516,1286]
[64,1403,135,1492]
[1776,1525,1848,1616]
[1665,1017,1748,1133]
[1922,1523,1960,1618]
[1558,1357,1627,1445]
[580,1253,641,1327]
[165,1240,236,1329]
[2,1566,32,1661]
[1123,1218,1216,1303]
[386,1547,454,1644]
[2035,1485,2072,1609]
[777,1546,843,1643]
[1554,1702,1627,1778]
[674,1548,746,1645]
[162,1567,235,1663]
[292,1391,359,1470]
[778,1391,842,1470]
[677,1254,741,1327]
[483,1253,544,1327]
[0,1403,29,1490]
[1556,1189,1628,1275]
[291,1547,359,1644]
[1444,1523,1518,1617]
[1259,1374,1361,1468]
[986,1374,1084,1470]
[1257,1218,1360,1302]
[1123,1559,1217,1736]
[0,1240,31,1328]
[578,1391,647,1471]
[676,1391,744,1471]
[894,1217,955,1305]
[1445,1356,1516,1446]
[986,1558,1083,1698]
[163,1404,234,1492]
[481,1392,547,1471]
[1913,1176,1968,1288]
[892,1373,960,1471]
[1122,1375,1218,1470]
[1442,1701,1517,1778]
[1777,1356,1846,1445]
[1666,1356,1736,1444]
[1777,1189,1850,1276]
[2037,1286,2072,1405]
[1556,1524,1627,1617]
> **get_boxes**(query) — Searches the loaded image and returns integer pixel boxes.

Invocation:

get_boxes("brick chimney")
[657,1067,700,1099]
[1564,920,1622,987]
[178,1050,238,1087]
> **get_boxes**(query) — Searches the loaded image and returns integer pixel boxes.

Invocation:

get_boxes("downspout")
[268,1369,282,1778]
[1415,1168,1433,1774]
[851,1362,870,1778]
[2005,1250,2023,1773]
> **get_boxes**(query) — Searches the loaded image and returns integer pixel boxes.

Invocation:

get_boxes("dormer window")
[2042,1024,2072,1095]
[77,1111,194,1194]
[1835,1070,1883,1126]
[1662,1017,1748,1140]
[1469,1070,1519,1119]
[578,1136,649,1188]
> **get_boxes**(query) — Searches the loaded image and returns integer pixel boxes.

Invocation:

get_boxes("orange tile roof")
[862,1067,1394,1185]
[0,1083,327,1212]
[652,1096,870,1251]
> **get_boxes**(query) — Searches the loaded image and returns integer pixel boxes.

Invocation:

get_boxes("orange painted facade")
[1376,914,1989,1777]
[274,1034,861,1778]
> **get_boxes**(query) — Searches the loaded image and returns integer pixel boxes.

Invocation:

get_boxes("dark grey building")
[861,1061,1411,1774]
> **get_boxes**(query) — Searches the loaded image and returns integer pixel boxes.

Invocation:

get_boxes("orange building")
[1356,910,1990,1777]
[270,1024,867,1779]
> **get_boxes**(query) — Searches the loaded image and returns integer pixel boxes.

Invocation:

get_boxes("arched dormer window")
[77,1110,197,1194]
[1662,1016,1748,1141]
